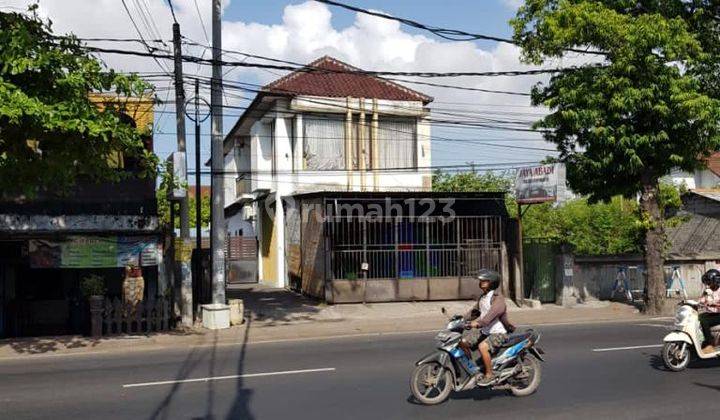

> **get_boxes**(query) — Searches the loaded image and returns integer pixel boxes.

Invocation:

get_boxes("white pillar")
[275,195,287,288]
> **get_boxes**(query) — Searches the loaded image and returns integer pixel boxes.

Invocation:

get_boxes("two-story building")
[0,95,165,337]
[222,57,515,304]
[222,56,434,289]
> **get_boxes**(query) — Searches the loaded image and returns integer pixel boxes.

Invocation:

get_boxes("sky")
[1,0,582,181]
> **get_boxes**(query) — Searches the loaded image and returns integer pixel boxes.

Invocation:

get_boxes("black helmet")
[476,269,501,290]
[702,269,720,287]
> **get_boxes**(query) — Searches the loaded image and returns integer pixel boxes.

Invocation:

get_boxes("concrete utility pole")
[172,22,193,327]
[194,79,202,252]
[210,0,227,307]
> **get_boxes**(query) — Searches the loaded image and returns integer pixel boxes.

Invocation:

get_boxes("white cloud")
[501,0,525,10]
[4,0,583,165]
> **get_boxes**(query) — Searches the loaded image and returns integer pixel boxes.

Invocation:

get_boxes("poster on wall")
[515,163,567,204]
[29,236,160,268]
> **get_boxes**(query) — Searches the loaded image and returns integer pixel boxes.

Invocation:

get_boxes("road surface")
[1,320,719,419]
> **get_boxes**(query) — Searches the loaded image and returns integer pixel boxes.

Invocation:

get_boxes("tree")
[512,1,720,313]
[0,7,156,197]
[156,164,210,229]
[432,169,518,215]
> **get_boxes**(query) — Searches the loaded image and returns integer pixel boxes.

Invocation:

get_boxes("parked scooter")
[662,300,720,371]
[410,308,544,405]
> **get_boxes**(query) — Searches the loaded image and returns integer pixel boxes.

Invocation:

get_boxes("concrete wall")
[555,254,719,306]
[329,277,483,303]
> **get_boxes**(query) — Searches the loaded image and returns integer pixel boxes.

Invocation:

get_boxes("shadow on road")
[694,382,720,392]
[149,343,208,420]
[0,336,101,355]
[648,353,720,372]
[648,354,667,371]
[226,285,323,326]
[1,328,202,356]
[227,315,253,419]
[405,388,507,406]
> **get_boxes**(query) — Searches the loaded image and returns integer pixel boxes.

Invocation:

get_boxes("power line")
[76,44,591,78]
[314,0,606,56]
[120,0,172,75]
[167,0,179,25]
[181,37,533,96]
[193,0,210,44]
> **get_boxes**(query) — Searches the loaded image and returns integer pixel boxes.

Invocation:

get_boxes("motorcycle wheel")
[508,356,542,397]
[662,341,690,372]
[410,363,453,405]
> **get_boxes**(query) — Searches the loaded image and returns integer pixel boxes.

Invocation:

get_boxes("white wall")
[224,95,432,288]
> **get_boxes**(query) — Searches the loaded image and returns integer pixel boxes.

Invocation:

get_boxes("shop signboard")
[515,163,567,204]
[29,236,160,268]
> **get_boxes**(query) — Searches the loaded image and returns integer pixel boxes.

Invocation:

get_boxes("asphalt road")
[2,320,720,420]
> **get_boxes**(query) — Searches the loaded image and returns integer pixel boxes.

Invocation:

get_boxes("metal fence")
[327,216,504,280]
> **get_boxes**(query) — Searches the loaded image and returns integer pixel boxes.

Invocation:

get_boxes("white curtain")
[377,118,416,169]
[303,115,345,170]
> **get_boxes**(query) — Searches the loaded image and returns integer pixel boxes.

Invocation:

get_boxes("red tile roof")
[262,56,433,104]
[188,185,210,199]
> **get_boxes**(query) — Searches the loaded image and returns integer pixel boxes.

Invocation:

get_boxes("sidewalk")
[0,285,648,359]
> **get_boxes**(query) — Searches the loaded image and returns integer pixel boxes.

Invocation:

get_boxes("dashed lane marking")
[122,367,337,388]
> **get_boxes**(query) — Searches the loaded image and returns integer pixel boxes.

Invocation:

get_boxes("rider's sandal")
[476,374,496,387]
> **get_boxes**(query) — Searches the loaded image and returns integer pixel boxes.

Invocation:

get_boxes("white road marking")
[122,367,336,388]
[635,323,670,329]
[592,344,663,352]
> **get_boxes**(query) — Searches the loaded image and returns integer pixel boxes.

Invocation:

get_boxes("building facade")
[223,56,434,288]
[0,95,165,337]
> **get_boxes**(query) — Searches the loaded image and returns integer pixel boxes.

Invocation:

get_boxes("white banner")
[515,164,566,204]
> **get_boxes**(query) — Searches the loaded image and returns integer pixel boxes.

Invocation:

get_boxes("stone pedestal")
[228,299,244,326]
[202,303,231,330]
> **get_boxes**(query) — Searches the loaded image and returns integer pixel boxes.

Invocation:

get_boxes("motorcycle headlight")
[675,306,692,325]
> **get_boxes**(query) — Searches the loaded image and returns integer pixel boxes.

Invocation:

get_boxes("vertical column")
[345,97,353,191]
[275,195,286,288]
[359,98,366,191]
[372,99,379,191]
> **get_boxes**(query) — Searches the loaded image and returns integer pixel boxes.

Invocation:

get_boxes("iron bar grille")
[326,216,504,280]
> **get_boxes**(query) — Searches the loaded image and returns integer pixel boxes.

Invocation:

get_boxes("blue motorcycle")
[410,310,544,405]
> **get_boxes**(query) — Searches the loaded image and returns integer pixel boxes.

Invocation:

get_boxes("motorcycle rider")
[460,269,515,386]
[699,269,720,354]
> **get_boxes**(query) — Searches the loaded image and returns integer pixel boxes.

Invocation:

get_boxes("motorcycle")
[410,309,544,405]
[662,300,720,371]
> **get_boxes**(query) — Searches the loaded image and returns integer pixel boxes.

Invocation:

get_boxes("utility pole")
[194,79,202,252]
[172,22,193,327]
[210,0,227,307]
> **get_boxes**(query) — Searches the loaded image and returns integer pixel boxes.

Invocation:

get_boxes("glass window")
[303,115,345,170]
[377,117,416,169]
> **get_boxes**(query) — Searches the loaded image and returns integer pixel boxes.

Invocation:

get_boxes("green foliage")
[79,274,106,297]
[523,197,643,255]
[156,163,210,229]
[658,181,682,211]
[512,1,720,202]
[431,171,687,255]
[432,169,514,192]
[432,169,518,216]
[0,7,157,197]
